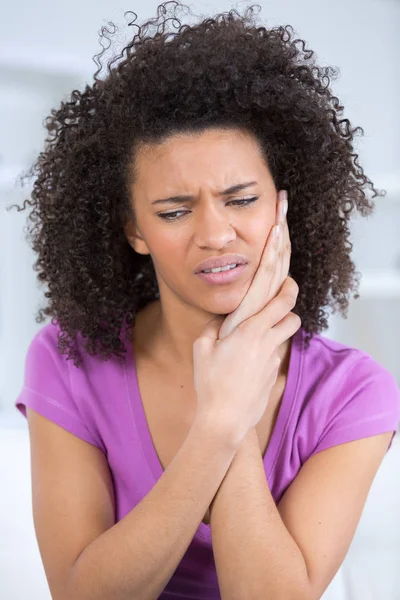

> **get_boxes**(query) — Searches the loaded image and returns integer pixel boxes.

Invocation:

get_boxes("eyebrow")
[151,181,258,205]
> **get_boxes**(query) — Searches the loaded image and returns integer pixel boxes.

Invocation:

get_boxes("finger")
[238,276,299,336]
[218,221,280,340]
[281,217,291,279]
[270,310,302,347]
[219,189,289,340]
[195,315,225,348]
[277,199,291,287]
[267,190,288,298]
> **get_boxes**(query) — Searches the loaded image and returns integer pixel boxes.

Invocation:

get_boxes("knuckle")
[262,260,275,274]
[194,333,214,349]
[235,321,249,336]
[283,293,297,310]
[193,337,204,351]
[282,278,299,306]
[288,276,299,294]
[290,312,302,328]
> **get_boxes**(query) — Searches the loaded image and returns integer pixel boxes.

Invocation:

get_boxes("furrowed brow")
[151,181,258,205]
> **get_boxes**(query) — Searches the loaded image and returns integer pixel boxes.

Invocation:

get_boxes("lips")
[196,262,247,284]
[194,254,248,274]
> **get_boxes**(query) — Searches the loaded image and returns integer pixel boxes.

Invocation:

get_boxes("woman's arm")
[209,425,393,600]
[27,407,239,600]
[210,427,309,600]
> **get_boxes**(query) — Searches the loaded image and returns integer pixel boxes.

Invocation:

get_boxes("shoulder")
[17,321,107,452]
[300,329,399,401]
[295,329,400,456]
[22,321,71,389]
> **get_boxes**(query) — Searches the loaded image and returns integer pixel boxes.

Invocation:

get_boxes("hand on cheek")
[218,190,291,340]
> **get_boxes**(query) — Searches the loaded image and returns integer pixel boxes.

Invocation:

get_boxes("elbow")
[294,577,314,600]
[61,563,90,600]
[291,580,315,600]
[278,574,313,600]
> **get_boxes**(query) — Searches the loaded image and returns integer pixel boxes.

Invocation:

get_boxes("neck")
[134,299,293,380]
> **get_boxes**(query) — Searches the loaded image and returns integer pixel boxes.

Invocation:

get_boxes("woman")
[10,2,400,599]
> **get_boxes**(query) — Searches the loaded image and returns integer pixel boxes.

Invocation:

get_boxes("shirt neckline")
[125,324,303,543]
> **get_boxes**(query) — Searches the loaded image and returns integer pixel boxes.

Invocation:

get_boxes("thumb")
[196,315,226,347]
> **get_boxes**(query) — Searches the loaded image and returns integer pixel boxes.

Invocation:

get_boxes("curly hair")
[7,1,384,368]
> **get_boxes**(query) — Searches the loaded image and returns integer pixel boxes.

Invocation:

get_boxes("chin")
[201,294,244,317]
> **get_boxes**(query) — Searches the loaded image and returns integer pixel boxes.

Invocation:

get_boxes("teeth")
[203,263,238,273]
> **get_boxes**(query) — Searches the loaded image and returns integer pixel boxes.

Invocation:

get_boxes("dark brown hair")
[7,1,384,368]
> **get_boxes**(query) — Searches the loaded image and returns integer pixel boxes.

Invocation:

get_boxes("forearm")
[67,417,239,600]
[210,427,310,600]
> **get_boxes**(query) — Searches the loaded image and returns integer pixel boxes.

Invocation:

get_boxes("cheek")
[149,233,186,273]
[246,205,275,244]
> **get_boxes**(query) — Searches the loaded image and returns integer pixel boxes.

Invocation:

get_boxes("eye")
[229,196,259,208]
[157,196,259,222]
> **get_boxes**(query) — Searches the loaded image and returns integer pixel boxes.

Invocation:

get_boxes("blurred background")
[1,0,399,598]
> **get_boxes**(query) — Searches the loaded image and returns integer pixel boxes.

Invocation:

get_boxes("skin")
[123,127,292,381]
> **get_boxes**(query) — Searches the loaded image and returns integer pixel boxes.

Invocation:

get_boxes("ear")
[123,218,151,256]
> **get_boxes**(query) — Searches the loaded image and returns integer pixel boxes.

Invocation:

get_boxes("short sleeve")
[15,328,104,451]
[310,355,400,457]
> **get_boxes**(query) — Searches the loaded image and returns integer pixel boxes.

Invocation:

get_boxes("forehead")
[132,128,267,193]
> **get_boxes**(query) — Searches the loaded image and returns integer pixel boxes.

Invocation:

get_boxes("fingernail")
[281,190,288,216]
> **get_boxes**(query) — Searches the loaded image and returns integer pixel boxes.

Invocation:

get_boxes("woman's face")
[124,127,278,315]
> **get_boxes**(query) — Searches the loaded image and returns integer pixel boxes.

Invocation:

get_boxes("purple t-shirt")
[15,321,400,599]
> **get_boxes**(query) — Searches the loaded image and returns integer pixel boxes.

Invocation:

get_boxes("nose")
[193,203,236,249]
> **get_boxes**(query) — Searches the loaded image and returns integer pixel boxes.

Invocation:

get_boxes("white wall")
[1,0,400,412]
[1,1,399,598]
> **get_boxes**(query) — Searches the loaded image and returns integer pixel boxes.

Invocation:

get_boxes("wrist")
[191,411,243,453]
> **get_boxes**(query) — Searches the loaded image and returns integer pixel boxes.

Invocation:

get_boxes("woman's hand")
[219,189,291,339]
[192,189,301,446]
